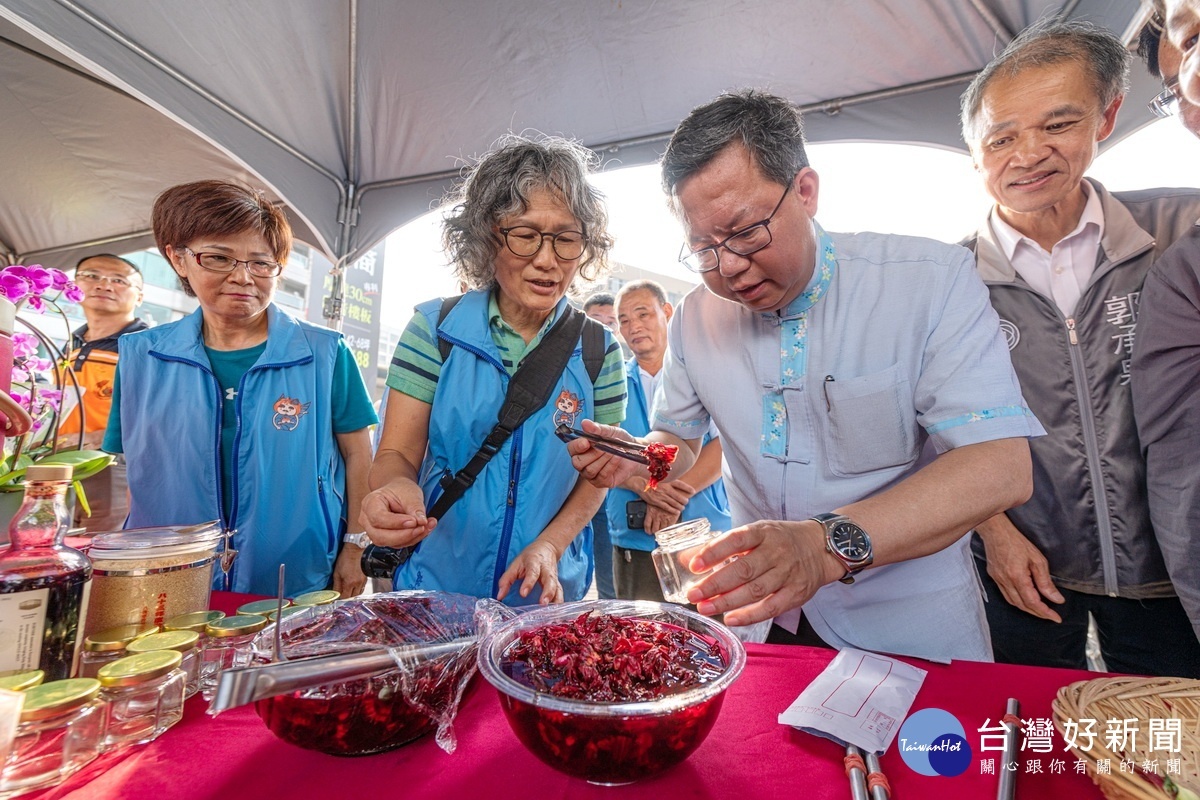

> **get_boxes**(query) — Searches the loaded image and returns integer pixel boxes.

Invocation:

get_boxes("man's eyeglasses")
[1149,78,1182,119]
[184,247,283,277]
[498,227,588,261]
[679,182,792,273]
[75,271,139,288]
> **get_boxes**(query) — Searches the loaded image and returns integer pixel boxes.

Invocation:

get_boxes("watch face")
[831,522,870,561]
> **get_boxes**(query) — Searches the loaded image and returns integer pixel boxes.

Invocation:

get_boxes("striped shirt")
[388,292,627,424]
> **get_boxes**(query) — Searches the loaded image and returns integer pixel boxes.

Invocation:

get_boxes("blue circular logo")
[897,708,973,777]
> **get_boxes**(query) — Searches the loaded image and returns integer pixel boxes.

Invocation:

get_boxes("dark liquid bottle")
[0,464,92,680]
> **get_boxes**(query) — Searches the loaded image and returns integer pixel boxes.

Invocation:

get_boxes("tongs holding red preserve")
[555,423,651,464]
[556,424,679,489]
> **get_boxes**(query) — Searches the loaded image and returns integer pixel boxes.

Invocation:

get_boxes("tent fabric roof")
[0,0,1157,273]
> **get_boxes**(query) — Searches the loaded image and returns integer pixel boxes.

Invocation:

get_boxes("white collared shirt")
[990,181,1106,318]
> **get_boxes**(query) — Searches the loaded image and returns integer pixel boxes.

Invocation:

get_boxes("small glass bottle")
[650,518,727,605]
[97,650,185,751]
[78,624,159,680]
[0,678,106,797]
[199,615,267,701]
[126,630,201,699]
[0,465,92,681]
[163,610,224,653]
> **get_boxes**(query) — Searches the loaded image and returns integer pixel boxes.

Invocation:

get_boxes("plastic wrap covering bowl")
[250,591,479,756]
[477,600,746,785]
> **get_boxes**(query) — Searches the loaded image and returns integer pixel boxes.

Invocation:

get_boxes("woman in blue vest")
[103,180,378,598]
[362,136,627,606]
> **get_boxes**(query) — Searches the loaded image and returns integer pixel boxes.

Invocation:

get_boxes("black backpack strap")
[435,294,464,363]
[580,315,607,384]
[427,305,587,519]
[362,302,593,579]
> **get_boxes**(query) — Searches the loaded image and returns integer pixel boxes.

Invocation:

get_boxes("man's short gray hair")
[616,279,668,306]
[442,134,614,290]
[960,18,1130,143]
[661,89,809,202]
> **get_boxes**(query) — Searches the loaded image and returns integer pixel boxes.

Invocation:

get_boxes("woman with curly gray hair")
[362,135,627,605]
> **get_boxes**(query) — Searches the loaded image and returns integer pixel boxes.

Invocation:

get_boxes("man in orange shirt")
[60,254,147,531]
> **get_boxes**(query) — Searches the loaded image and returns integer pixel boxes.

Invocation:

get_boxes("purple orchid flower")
[47,268,70,290]
[63,283,85,303]
[11,332,39,359]
[24,295,45,313]
[0,272,30,304]
[22,265,53,295]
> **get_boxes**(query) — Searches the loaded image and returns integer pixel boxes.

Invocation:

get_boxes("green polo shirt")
[387,292,626,424]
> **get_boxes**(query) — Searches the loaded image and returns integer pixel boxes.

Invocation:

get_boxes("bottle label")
[0,587,50,672]
[72,580,93,676]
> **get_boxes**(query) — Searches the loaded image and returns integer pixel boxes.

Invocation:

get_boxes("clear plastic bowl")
[477,600,746,785]
[250,592,479,756]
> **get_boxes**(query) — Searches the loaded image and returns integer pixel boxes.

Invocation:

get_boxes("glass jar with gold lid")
[98,650,186,750]
[0,678,105,796]
[163,610,225,633]
[292,590,339,607]
[0,670,44,692]
[126,630,202,699]
[237,598,290,617]
[199,615,267,701]
[78,624,159,679]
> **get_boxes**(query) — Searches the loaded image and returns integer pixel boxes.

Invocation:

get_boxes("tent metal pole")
[968,0,1015,44]
[51,0,342,186]
[324,0,360,330]
[0,34,136,98]
[17,228,153,261]
[588,70,982,156]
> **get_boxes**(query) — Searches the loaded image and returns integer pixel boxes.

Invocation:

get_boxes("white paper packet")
[777,647,927,754]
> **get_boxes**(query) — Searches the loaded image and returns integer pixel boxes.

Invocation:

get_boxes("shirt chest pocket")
[822,364,919,477]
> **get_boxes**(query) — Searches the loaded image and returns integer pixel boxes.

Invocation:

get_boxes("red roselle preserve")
[0,464,92,680]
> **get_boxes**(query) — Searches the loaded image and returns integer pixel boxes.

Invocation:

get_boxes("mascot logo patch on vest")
[998,319,1020,351]
[272,394,310,431]
[552,388,583,427]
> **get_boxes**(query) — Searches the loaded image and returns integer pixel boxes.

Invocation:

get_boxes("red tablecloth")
[31,592,1109,800]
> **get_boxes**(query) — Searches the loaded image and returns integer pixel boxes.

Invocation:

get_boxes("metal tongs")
[208,636,477,715]
[555,424,650,465]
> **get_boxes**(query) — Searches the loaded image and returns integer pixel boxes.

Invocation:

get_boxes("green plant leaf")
[0,451,113,485]
[73,479,92,518]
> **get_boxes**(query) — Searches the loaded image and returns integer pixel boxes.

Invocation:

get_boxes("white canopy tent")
[0,0,1157,321]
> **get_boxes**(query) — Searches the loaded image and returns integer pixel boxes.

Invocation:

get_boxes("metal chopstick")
[846,744,870,800]
[997,698,1020,800]
[865,751,889,800]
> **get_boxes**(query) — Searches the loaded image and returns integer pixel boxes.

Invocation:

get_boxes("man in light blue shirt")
[568,90,1043,662]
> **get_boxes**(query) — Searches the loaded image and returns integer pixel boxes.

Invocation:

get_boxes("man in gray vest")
[961,19,1200,675]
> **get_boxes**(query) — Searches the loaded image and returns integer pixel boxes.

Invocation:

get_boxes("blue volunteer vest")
[117,304,347,597]
[606,357,731,551]
[395,289,595,604]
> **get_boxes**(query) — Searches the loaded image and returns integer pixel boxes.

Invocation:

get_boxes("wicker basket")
[1052,677,1200,799]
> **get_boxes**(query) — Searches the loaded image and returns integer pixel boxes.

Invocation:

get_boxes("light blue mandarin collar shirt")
[649,224,1043,662]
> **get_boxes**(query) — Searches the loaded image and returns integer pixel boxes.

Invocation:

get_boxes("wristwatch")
[809,513,873,584]
[343,532,372,548]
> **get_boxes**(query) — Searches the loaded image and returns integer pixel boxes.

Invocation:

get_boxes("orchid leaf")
[73,479,92,518]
